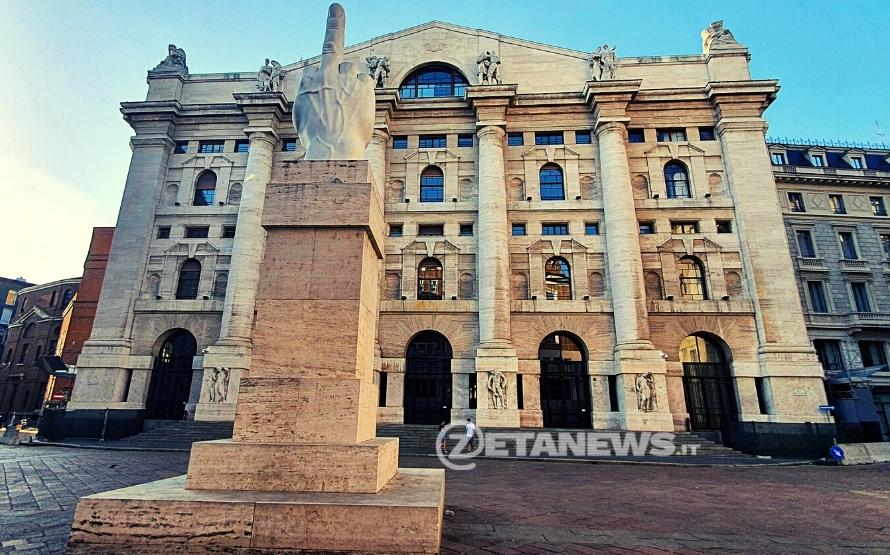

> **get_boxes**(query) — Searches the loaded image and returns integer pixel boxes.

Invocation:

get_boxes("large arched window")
[417,257,443,300]
[175,258,202,299]
[678,256,708,300]
[539,164,565,201]
[664,161,691,198]
[193,171,217,206]
[399,65,468,99]
[420,166,444,202]
[544,257,572,300]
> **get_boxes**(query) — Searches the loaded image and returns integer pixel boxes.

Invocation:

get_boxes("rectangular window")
[639,221,656,235]
[575,130,592,144]
[787,192,806,213]
[807,281,828,313]
[851,282,871,312]
[716,220,733,233]
[851,157,864,169]
[198,141,224,154]
[881,234,890,259]
[796,230,816,258]
[417,224,444,236]
[0,308,11,326]
[627,129,645,143]
[542,223,569,236]
[157,226,171,239]
[174,141,189,154]
[419,134,447,148]
[222,226,236,238]
[281,138,297,152]
[185,226,210,239]
[814,339,844,372]
[670,221,699,234]
[811,154,825,167]
[5,291,17,306]
[859,341,887,367]
[698,127,716,141]
[507,132,524,146]
[234,139,249,153]
[656,128,687,142]
[870,196,887,216]
[389,224,403,237]
[829,194,846,214]
[771,152,787,165]
[392,135,408,149]
[511,223,526,236]
[459,223,473,236]
[535,131,564,145]
[839,231,858,259]
[584,222,599,235]
[457,134,473,147]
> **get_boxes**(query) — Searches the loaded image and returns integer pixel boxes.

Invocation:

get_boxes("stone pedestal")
[68,161,445,554]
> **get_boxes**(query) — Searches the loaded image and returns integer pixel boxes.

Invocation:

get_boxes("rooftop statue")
[476,51,501,85]
[293,3,375,160]
[257,59,284,92]
[366,54,391,88]
[588,44,617,81]
[702,20,739,53]
[153,44,188,74]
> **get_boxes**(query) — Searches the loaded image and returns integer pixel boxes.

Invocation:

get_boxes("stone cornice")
[706,80,779,119]
[120,100,182,135]
[234,92,290,139]
[466,85,518,128]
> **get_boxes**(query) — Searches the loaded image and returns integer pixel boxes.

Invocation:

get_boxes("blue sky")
[2,0,888,283]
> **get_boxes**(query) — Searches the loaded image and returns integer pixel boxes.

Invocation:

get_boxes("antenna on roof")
[875,121,886,146]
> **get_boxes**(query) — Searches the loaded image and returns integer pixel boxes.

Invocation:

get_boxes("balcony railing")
[841,259,871,272]
[797,257,827,270]
[805,311,890,327]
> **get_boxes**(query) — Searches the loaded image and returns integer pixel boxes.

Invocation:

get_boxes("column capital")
[706,80,778,120]
[467,84,517,127]
[234,91,290,138]
[371,128,390,143]
[594,119,629,139]
[373,89,400,134]
[120,100,181,136]
[476,125,506,142]
[246,130,278,147]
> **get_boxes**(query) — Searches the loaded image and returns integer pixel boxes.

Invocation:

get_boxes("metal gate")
[404,332,452,425]
[145,331,196,420]
[682,362,738,431]
[540,360,591,428]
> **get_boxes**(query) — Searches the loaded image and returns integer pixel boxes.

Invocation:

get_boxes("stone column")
[196,92,287,422]
[709,81,827,422]
[586,81,672,431]
[364,128,389,198]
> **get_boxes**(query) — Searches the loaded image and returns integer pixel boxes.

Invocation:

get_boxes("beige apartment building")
[62,19,830,446]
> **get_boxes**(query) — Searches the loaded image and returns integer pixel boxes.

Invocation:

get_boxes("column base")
[614,347,673,432]
[68,469,445,554]
[194,343,253,422]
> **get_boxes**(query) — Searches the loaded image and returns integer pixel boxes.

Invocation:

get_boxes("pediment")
[9,306,49,327]
[526,239,554,253]
[404,149,460,164]
[433,240,459,255]
[644,143,705,159]
[179,154,235,170]
[401,240,428,254]
[520,146,580,161]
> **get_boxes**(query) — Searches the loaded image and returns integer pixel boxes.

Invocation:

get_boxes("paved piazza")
[1,446,888,554]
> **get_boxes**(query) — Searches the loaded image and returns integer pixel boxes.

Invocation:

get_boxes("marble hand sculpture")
[293,3,375,160]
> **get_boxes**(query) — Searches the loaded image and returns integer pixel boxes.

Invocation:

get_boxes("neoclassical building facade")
[65,20,829,438]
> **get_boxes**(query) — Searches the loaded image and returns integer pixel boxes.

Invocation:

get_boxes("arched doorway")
[539,332,591,428]
[145,329,197,420]
[680,334,738,431]
[404,331,452,425]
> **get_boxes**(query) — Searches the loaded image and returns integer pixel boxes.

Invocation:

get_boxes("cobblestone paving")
[2,446,889,554]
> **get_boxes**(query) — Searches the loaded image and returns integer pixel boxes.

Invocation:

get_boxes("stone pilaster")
[364,129,389,198]
[709,81,827,422]
[195,92,287,422]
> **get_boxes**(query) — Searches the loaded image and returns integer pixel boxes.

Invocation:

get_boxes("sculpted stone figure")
[476,51,501,85]
[588,44,617,81]
[293,3,375,160]
[635,372,657,412]
[702,20,738,52]
[257,58,272,91]
[154,44,188,73]
[487,369,508,409]
[366,54,390,88]
[269,61,284,92]
[208,367,231,403]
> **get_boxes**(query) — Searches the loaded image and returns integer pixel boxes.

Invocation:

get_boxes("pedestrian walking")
[464,417,477,451]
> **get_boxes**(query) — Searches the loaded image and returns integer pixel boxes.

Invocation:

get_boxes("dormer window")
[811,154,825,167]
[851,156,864,169]
[771,152,786,165]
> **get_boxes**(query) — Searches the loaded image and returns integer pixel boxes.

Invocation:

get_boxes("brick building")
[0,277,33,348]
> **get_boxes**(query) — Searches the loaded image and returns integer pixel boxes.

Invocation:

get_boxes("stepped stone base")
[68,468,445,554]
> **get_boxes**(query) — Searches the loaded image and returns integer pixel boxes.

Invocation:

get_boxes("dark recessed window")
[870,196,887,216]
[399,65,468,99]
[627,129,645,143]
[716,220,733,233]
[807,281,829,313]
[193,171,217,206]
[281,138,297,152]
[881,234,890,259]
[459,223,473,236]
[839,231,858,260]
[418,224,444,236]
[829,194,846,215]
[174,141,189,154]
[512,223,526,236]
[457,134,474,147]
[859,340,886,367]
[420,166,444,202]
[671,221,699,234]
[788,192,805,213]
[157,226,171,239]
[639,221,656,235]
[392,135,408,149]
[657,128,687,142]
[539,164,565,201]
[544,257,572,300]
[198,140,224,153]
[419,135,447,149]
[851,282,871,312]
[584,222,599,235]
[507,132,524,146]
[234,140,249,153]
[222,226,236,238]
[542,223,569,236]
[389,224,403,237]
[535,132,564,145]
[771,152,787,165]
[698,127,716,141]
[176,259,201,300]
[664,161,691,198]
[575,131,592,144]
[185,226,209,239]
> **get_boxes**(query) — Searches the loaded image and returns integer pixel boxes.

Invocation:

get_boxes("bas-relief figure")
[588,44,617,81]
[293,3,375,160]
[366,54,391,88]
[635,372,657,412]
[476,51,501,85]
[487,369,508,409]
[257,58,285,92]
[154,44,188,74]
[701,20,739,52]
[208,367,231,403]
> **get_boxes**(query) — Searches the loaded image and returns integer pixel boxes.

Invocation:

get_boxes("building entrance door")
[404,331,452,425]
[539,332,591,428]
[680,334,738,431]
[145,329,196,420]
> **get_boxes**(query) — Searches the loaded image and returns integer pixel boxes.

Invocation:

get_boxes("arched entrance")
[680,333,738,430]
[404,331,452,425]
[145,329,197,420]
[539,332,591,428]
